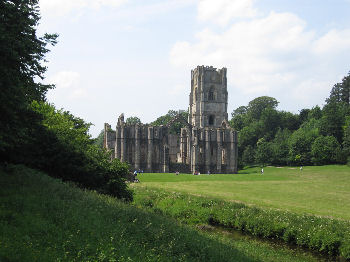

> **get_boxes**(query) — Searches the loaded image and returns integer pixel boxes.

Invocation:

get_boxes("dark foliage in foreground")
[0,0,132,200]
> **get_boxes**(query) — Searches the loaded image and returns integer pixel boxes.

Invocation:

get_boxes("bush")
[17,101,133,201]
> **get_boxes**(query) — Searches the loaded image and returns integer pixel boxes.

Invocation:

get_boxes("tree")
[288,120,319,165]
[311,136,340,165]
[242,145,255,166]
[327,72,350,105]
[0,0,57,162]
[255,138,272,167]
[31,101,133,201]
[271,128,291,165]
[94,130,104,148]
[126,116,142,125]
[247,96,279,120]
[320,101,347,143]
[230,106,248,130]
[260,107,281,139]
[308,106,322,120]
[151,110,189,135]
[342,116,350,164]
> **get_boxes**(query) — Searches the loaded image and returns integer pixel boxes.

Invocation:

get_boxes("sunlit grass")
[134,165,350,220]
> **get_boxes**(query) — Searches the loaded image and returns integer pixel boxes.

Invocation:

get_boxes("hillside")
[0,165,254,261]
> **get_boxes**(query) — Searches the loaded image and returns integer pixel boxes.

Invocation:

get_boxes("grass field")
[133,165,350,220]
[0,164,327,262]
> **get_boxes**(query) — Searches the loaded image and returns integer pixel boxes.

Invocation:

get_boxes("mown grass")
[135,165,350,220]
[0,164,324,262]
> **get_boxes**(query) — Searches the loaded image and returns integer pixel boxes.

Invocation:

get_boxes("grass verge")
[133,186,350,259]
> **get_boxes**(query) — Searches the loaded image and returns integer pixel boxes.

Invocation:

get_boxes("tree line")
[0,1,132,200]
[230,75,350,167]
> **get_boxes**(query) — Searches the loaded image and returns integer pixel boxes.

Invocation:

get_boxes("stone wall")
[103,65,238,174]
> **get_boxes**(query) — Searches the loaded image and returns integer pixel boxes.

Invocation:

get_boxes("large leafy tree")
[151,110,189,135]
[247,96,279,120]
[328,72,350,105]
[126,116,142,125]
[311,136,341,165]
[0,0,57,161]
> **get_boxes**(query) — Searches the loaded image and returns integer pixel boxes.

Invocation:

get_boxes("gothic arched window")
[209,115,214,126]
[208,87,215,101]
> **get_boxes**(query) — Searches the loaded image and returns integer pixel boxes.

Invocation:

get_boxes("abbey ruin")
[104,66,238,173]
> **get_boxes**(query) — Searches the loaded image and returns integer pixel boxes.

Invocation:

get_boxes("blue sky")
[38,0,350,137]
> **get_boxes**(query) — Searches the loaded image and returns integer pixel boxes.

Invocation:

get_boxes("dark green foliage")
[0,1,132,201]
[248,96,279,120]
[125,116,142,125]
[231,73,350,166]
[288,120,319,165]
[28,101,132,201]
[93,129,104,148]
[151,110,189,135]
[308,106,322,120]
[242,145,255,166]
[327,72,350,105]
[255,138,273,167]
[0,165,252,262]
[0,0,57,162]
[270,128,291,165]
[320,101,348,143]
[134,187,350,259]
[311,136,341,165]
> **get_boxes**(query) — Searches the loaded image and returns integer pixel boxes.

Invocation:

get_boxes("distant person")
[261,168,264,175]
[175,171,179,175]
[207,171,210,175]
[133,170,138,182]
[300,166,303,171]
[198,172,200,175]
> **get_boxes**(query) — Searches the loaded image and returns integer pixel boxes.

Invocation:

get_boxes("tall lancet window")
[209,115,215,126]
[208,87,215,101]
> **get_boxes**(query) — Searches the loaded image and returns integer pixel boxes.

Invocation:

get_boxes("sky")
[38,0,350,137]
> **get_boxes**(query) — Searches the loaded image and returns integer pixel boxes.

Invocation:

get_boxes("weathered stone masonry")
[104,66,238,173]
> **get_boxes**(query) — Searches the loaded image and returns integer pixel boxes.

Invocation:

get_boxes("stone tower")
[104,65,238,174]
[188,66,228,128]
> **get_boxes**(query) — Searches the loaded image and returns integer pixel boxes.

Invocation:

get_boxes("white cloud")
[40,0,128,17]
[48,71,80,89]
[197,0,257,25]
[170,9,350,109]
[47,71,87,100]
[49,71,80,89]
[313,29,350,54]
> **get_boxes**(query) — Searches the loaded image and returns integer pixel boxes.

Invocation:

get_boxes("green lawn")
[0,164,324,262]
[133,165,350,220]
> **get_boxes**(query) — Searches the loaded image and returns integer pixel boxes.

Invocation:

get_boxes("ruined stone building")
[104,66,238,173]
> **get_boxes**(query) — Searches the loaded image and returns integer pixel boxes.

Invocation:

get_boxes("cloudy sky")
[38,0,350,137]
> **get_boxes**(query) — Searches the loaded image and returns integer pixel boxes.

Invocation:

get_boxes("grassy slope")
[134,165,350,220]
[0,165,322,262]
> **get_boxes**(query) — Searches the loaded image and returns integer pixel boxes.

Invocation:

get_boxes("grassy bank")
[0,164,327,261]
[135,165,350,220]
[0,165,253,261]
[132,186,350,259]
